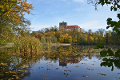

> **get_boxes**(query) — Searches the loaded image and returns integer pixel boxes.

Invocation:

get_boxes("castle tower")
[59,21,67,30]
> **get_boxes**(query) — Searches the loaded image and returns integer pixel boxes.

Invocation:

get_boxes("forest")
[31,26,120,45]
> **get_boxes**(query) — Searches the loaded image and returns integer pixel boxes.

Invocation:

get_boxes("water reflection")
[0,46,120,80]
[0,48,42,80]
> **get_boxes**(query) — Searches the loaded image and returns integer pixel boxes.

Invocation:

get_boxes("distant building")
[59,21,82,32]
[59,21,67,30]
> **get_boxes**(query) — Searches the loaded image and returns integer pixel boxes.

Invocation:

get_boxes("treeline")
[31,26,120,45]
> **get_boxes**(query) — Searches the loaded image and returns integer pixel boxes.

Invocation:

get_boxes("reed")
[14,36,42,54]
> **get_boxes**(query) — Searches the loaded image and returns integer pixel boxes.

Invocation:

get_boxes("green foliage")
[88,0,120,34]
[50,35,58,43]
[96,45,120,71]
[0,24,15,45]
[33,26,120,45]
[40,35,57,43]
[115,49,120,57]
[14,36,41,53]
[101,58,113,67]
[94,43,104,49]
[100,57,120,71]
[97,43,104,48]
[41,36,46,43]
[94,45,99,49]
[0,0,33,45]
[97,47,115,57]
[107,48,114,56]
[100,50,107,57]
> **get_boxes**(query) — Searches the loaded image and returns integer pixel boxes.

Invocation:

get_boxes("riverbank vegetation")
[31,26,120,45]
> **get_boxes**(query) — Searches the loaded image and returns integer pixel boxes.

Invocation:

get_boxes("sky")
[24,0,118,32]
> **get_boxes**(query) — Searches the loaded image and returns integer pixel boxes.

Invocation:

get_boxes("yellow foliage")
[59,33,72,43]
[90,36,94,42]
[0,0,34,26]
[59,35,64,43]
[85,37,87,41]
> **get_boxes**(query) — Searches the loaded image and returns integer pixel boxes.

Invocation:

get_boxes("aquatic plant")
[14,36,42,54]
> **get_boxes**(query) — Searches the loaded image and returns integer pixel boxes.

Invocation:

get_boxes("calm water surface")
[0,45,120,80]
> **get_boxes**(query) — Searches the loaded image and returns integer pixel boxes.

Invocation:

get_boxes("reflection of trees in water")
[58,46,98,66]
[45,46,102,66]
[0,48,42,80]
[114,60,120,69]
[1,45,119,79]
[100,48,120,71]
[100,58,120,70]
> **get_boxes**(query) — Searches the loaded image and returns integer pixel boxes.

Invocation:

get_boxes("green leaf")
[94,45,99,49]
[103,58,107,61]
[97,43,104,48]
[100,62,108,66]
[100,50,107,57]
[114,60,120,68]
[106,26,110,29]
[108,62,113,67]
[114,7,117,11]
[115,49,120,57]
[107,48,114,56]
[117,14,120,19]
[110,6,113,11]
[107,18,112,22]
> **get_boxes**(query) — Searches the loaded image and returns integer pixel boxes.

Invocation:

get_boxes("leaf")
[107,18,112,22]
[114,7,117,11]
[106,26,110,29]
[110,6,113,11]
[100,62,108,66]
[117,14,120,19]
[107,48,114,56]
[100,50,107,57]
[114,60,120,67]
[102,58,107,61]
[97,43,104,48]
[115,49,120,57]
[94,45,99,49]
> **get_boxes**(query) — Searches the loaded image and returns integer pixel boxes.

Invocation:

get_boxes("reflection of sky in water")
[23,56,120,80]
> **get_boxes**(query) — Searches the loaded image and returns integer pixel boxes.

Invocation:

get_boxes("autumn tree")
[0,0,33,45]
[59,33,72,43]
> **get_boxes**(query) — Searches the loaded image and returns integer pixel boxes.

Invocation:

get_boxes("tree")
[0,0,33,45]
[73,36,77,43]
[59,33,72,43]
[88,0,120,34]
[0,0,33,25]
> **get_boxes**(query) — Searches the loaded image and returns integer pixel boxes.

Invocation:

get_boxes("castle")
[59,21,82,32]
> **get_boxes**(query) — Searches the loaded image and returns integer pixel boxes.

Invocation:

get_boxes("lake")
[0,45,120,80]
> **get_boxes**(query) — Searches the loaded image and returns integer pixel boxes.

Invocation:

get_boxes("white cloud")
[79,21,106,31]
[73,0,84,2]
[30,24,51,31]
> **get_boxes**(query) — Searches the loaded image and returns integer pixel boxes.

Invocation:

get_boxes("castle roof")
[66,25,79,29]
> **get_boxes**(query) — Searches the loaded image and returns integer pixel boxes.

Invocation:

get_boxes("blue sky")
[25,0,118,32]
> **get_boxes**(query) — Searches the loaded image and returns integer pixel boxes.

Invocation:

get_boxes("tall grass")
[14,36,42,54]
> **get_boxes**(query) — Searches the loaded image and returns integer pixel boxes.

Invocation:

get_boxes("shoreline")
[51,43,71,46]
